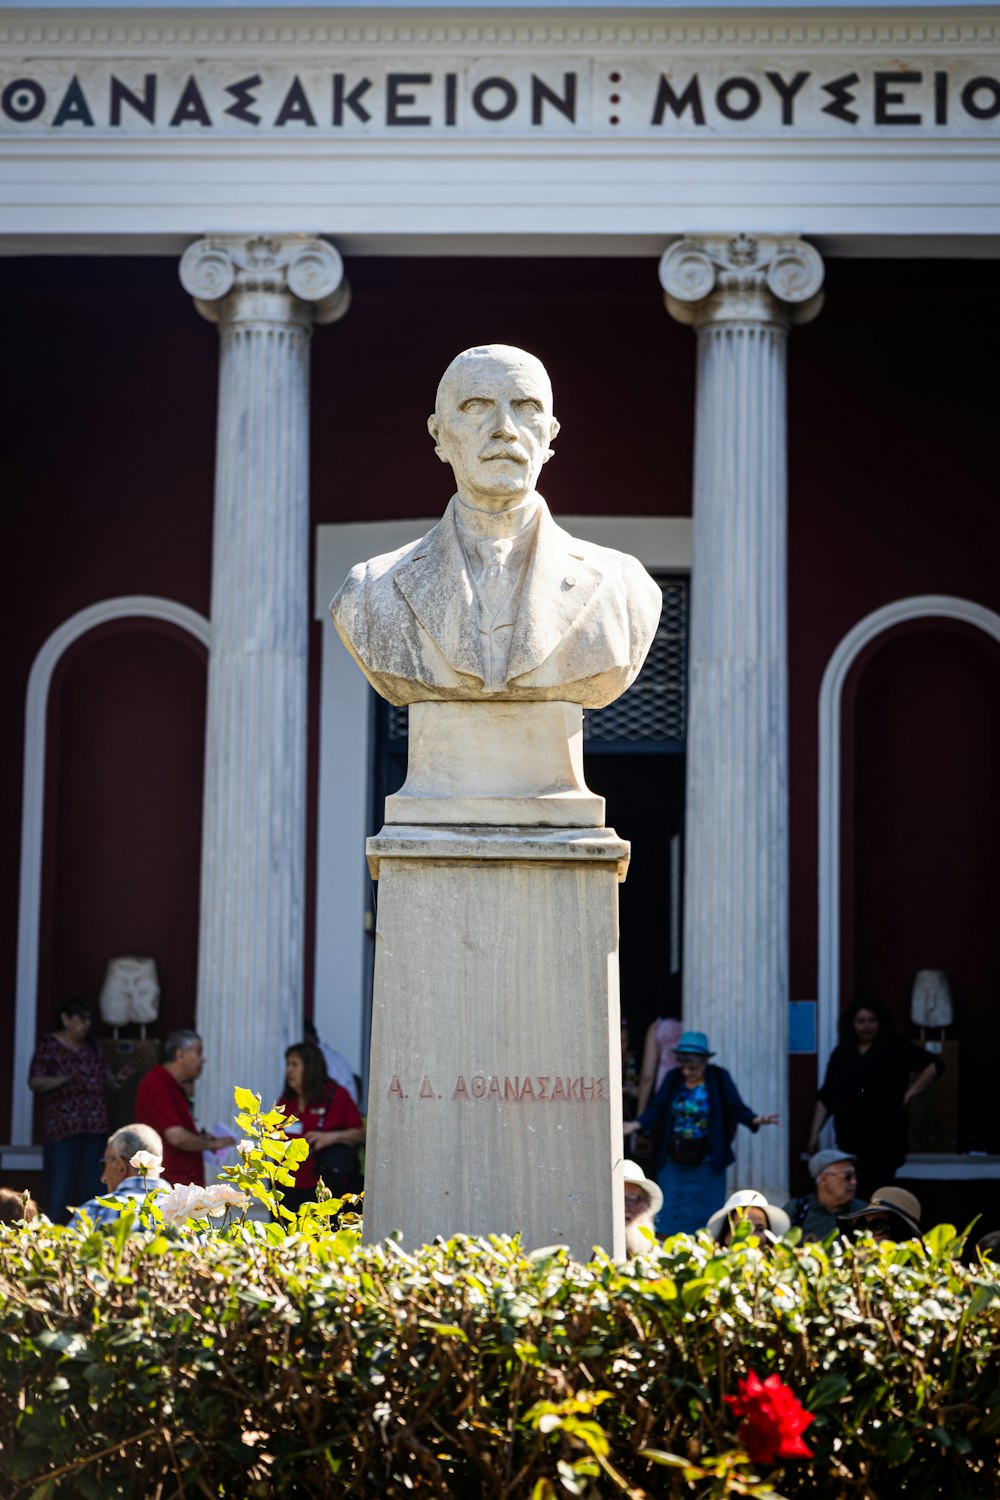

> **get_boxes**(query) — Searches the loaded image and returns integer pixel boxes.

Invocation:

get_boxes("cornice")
[2,9,999,51]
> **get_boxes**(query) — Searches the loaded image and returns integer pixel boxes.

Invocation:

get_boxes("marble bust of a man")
[330,344,662,709]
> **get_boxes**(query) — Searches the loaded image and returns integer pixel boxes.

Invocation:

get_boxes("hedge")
[0,1093,998,1498]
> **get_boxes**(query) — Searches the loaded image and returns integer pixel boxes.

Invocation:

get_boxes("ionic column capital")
[179,233,351,328]
[660,233,824,329]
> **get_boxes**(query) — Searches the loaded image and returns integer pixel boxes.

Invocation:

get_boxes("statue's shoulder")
[346,528,433,587]
[548,519,661,615]
[332,524,437,623]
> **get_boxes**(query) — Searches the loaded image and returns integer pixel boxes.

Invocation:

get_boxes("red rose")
[724,1370,814,1465]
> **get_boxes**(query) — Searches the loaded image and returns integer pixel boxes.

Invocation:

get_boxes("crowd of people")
[616,1012,972,1255]
[21,1001,364,1226]
[6,994,996,1265]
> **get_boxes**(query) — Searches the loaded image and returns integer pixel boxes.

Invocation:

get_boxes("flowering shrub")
[0,1092,998,1497]
[89,1085,352,1243]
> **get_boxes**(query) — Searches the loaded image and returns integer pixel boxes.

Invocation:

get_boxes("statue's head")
[428,344,560,511]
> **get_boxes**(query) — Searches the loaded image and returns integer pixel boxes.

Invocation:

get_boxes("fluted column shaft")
[662,234,824,1201]
[180,234,349,1132]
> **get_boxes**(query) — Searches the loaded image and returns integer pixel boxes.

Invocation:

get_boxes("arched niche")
[8,599,209,1161]
[818,598,1000,1142]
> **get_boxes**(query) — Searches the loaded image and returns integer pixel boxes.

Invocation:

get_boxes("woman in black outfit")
[809,998,944,1199]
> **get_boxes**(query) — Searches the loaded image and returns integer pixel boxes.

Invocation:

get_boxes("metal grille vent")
[584,577,687,744]
[385,575,687,746]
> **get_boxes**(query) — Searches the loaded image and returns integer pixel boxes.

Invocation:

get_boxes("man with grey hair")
[330,343,662,705]
[68,1123,170,1230]
[783,1149,867,1241]
[135,1030,234,1187]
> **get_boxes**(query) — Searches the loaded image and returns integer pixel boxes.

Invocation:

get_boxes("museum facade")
[2,0,999,1210]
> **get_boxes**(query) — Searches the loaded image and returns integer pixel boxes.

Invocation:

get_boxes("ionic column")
[661,234,824,1201]
[180,234,350,1132]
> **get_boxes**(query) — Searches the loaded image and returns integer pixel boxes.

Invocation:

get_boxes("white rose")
[158,1183,214,1226]
[236,1140,255,1155]
[202,1183,249,1218]
[129,1150,159,1174]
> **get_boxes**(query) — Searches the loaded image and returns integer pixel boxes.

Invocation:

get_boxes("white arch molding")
[5,597,211,1169]
[817,594,1000,1079]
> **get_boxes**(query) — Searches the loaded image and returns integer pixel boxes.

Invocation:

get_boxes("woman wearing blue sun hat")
[623,1030,780,1236]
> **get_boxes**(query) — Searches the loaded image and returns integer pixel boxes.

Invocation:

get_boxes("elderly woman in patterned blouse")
[28,998,130,1223]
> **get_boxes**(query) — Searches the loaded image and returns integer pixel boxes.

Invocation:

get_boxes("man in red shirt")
[135,1030,234,1186]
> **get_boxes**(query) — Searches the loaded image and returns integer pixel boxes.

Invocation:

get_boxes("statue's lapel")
[393,502,484,682]
[505,503,603,682]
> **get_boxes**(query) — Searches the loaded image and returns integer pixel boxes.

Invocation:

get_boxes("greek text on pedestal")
[386,1073,608,1102]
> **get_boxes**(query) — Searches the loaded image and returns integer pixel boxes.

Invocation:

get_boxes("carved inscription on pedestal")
[386,1073,607,1103]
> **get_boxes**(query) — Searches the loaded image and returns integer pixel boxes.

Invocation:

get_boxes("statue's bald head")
[428,343,560,510]
[434,344,554,417]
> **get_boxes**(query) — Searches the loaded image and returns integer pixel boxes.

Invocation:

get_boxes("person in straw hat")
[838,1185,923,1243]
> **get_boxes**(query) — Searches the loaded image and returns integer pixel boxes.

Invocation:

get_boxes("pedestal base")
[363,825,629,1261]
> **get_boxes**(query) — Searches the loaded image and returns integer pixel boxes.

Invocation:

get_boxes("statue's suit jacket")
[330,497,663,708]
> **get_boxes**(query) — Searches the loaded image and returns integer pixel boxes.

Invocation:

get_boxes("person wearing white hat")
[707,1190,790,1247]
[622,1159,663,1258]
[783,1149,868,1241]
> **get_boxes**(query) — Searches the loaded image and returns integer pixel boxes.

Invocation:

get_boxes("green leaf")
[233,1086,261,1113]
[680,1277,712,1311]
[530,1480,557,1500]
[640,1449,702,1476]
[885,1429,914,1465]
[969,1281,1000,1316]
[975,1406,1000,1439]
[807,1373,850,1408]
[923,1223,959,1258]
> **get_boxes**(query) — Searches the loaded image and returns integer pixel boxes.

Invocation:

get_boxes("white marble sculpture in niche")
[100,956,160,1030]
[911,969,954,1031]
[330,345,662,708]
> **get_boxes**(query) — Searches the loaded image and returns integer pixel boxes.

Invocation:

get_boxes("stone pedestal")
[365,825,628,1261]
[661,234,824,1202]
[179,233,349,1128]
[387,701,604,827]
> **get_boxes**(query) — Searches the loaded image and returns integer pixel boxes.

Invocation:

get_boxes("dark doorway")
[851,621,1000,1155]
[586,751,685,1046]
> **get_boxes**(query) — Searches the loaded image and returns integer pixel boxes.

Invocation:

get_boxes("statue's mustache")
[480,445,529,464]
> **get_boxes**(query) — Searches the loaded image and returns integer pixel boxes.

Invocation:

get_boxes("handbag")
[312,1082,363,1194]
[314,1141,362,1195]
[670,1135,709,1166]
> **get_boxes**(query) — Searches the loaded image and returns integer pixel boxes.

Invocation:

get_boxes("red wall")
[3,255,998,1186]
[309,256,695,524]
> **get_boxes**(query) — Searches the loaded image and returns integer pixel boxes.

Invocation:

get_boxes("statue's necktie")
[475,537,515,617]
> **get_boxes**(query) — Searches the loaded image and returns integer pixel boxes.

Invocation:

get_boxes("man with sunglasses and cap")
[784,1148,868,1241]
[838,1185,923,1243]
[623,1030,780,1237]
